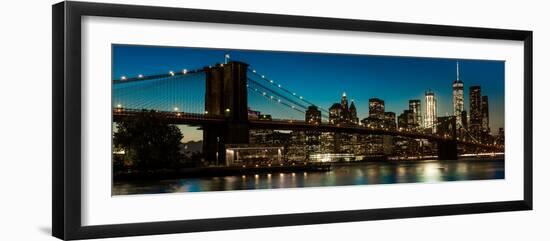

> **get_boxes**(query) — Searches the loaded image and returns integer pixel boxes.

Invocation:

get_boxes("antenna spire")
[224,53,230,64]
[456,61,460,80]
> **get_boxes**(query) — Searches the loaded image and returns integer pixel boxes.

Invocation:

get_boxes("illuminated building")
[424,90,437,133]
[408,99,422,129]
[453,62,465,128]
[368,98,385,120]
[305,105,321,124]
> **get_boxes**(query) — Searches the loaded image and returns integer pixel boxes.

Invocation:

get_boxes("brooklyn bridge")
[112,60,504,165]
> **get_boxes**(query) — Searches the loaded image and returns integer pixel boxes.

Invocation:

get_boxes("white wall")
[0,0,548,240]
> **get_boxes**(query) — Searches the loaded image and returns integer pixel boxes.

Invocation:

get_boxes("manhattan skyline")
[113,44,505,136]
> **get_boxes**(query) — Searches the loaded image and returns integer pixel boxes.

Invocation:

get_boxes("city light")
[182,69,188,74]
[169,71,175,76]
[120,76,127,81]
[138,74,143,78]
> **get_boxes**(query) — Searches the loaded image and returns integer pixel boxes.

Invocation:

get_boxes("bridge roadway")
[112,109,503,151]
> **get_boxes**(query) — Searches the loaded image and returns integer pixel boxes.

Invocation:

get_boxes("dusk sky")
[113,44,505,141]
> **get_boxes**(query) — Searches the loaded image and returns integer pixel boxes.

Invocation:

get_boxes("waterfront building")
[424,90,437,133]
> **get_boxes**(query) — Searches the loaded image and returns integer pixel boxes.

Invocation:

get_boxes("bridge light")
[277,99,281,102]
[278,84,282,88]
[252,69,256,73]
[262,92,266,96]
[169,71,175,76]
[299,96,303,99]
[138,74,143,78]
[225,108,231,112]
[261,75,265,78]
[292,93,296,96]
[182,69,188,74]
[270,96,274,99]
[120,76,127,81]
[269,80,274,83]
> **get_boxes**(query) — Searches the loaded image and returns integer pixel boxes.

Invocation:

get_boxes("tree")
[114,110,183,170]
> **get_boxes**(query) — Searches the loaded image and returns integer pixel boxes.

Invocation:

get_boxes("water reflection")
[113,160,504,195]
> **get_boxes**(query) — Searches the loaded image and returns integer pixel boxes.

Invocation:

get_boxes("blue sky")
[113,44,504,140]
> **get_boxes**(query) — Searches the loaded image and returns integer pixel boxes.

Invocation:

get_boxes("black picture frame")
[52,1,533,240]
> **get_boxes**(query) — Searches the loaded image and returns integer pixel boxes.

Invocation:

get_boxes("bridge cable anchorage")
[247,68,330,114]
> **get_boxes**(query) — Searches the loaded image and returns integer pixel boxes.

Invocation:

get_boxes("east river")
[112,159,504,195]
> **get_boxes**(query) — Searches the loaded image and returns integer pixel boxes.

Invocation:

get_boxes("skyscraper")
[305,105,321,124]
[408,99,422,129]
[369,98,385,120]
[469,86,482,139]
[453,61,465,128]
[383,112,397,130]
[349,100,359,124]
[328,93,357,125]
[341,92,349,111]
[482,95,490,132]
[424,90,437,133]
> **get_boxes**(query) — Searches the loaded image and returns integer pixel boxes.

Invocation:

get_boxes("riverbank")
[330,156,505,166]
[113,156,503,181]
[114,162,331,181]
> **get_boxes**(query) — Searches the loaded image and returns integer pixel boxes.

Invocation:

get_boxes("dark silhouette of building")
[469,86,482,140]
[482,95,490,132]
[383,112,397,130]
[349,101,359,124]
[398,110,414,131]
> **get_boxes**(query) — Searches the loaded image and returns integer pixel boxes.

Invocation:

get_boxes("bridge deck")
[112,109,503,151]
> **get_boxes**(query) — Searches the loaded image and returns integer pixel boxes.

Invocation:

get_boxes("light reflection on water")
[113,160,504,195]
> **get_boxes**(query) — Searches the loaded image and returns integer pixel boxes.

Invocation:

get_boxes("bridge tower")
[203,61,250,165]
[436,116,458,160]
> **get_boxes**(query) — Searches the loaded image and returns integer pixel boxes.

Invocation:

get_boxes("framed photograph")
[52,1,533,240]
